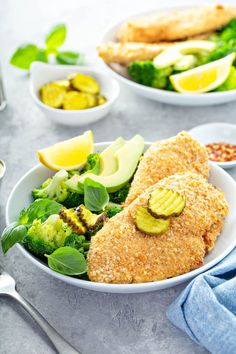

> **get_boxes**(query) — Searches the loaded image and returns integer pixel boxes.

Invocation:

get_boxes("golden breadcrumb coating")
[118,4,236,43]
[98,32,214,65]
[97,42,170,65]
[88,173,228,284]
[125,131,209,206]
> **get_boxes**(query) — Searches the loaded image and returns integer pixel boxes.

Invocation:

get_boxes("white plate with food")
[3,131,236,293]
[98,3,236,106]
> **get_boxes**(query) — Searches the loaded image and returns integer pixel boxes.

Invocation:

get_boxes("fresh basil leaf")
[1,222,27,254]
[10,44,39,70]
[56,51,83,65]
[37,49,48,63]
[45,24,66,49]
[84,178,109,212]
[46,246,87,275]
[21,199,62,224]
[77,182,85,194]
[19,208,28,224]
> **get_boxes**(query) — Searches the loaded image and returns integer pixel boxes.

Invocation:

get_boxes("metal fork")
[0,269,81,354]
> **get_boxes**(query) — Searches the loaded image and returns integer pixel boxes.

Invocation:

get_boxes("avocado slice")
[100,137,125,176]
[65,175,81,192]
[153,40,216,69]
[80,135,144,192]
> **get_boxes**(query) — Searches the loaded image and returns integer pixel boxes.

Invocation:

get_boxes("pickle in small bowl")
[40,73,107,110]
[30,62,120,126]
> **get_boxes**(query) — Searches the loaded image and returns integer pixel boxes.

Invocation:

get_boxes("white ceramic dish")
[99,4,236,106]
[29,62,120,126]
[189,123,236,169]
[5,142,236,293]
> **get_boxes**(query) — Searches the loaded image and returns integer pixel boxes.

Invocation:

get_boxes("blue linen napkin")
[167,248,236,354]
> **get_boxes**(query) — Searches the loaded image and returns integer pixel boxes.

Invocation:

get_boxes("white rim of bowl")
[5,142,236,292]
[29,64,120,114]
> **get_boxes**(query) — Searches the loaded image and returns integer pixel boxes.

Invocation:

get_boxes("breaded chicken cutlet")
[118,4,236,43]
[125,131,209,206]
[88,173,228,284]
[97,33,212,65]
[98,42,170,65]
[98,4,236,65]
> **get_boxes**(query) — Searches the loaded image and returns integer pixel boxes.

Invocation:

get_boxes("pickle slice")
[97,94,107,106]
[135,207,170,235]
[62,91,89,110]
[84,93,98,108]
[54,79,71,90]
[148,188,185,219]
[59,207,86,234]
[40,83,66,108]
[71,73,100,94]
[77,204,106,230]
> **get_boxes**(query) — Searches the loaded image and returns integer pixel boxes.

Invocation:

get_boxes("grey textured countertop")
[1,0,236,353]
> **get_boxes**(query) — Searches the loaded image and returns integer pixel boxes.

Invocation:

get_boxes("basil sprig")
[45,246,87,275]
[10,23,82,70]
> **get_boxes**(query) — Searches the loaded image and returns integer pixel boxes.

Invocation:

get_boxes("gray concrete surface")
[0,0,236,353]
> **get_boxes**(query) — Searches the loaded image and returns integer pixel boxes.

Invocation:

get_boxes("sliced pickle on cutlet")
[77,204,106,230]
[148,188,185,219]
[59,207,86,234]
[135,207,170,235]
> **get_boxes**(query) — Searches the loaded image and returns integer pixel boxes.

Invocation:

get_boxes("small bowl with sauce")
[189,123,236,170]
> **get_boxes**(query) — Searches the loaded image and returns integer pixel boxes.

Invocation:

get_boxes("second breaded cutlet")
[125,131,209,206]
[88,173,228,284]
[118,4,236,43]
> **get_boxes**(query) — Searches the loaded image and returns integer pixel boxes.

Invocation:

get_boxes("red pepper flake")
[206,142,236,162]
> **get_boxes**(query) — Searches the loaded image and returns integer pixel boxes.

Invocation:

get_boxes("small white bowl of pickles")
[29,62,120,126]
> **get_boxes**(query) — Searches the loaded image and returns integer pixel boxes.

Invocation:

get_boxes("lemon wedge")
[38,131,94,170]
[170,53,235,93]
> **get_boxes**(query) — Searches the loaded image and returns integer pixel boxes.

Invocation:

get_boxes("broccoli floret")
[81,153,100,175]
[63,192,84,208]
[109,183,130,204]
[219,19,236,41]
[106,207,122,218]
[22,214,72,258]
[200,20,236,65]
[128,61,173,89]
[32,170,69,203]
[64,234,90,256]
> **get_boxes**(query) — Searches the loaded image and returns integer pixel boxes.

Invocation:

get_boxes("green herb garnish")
[45,246,87,275]
[10,23,83,70]
[83,178,109,212]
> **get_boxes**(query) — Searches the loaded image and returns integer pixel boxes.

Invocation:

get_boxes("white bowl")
[5,142,236,293]
[99,4,236,106]
[29,62,120,126]
[189,123,236,170]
